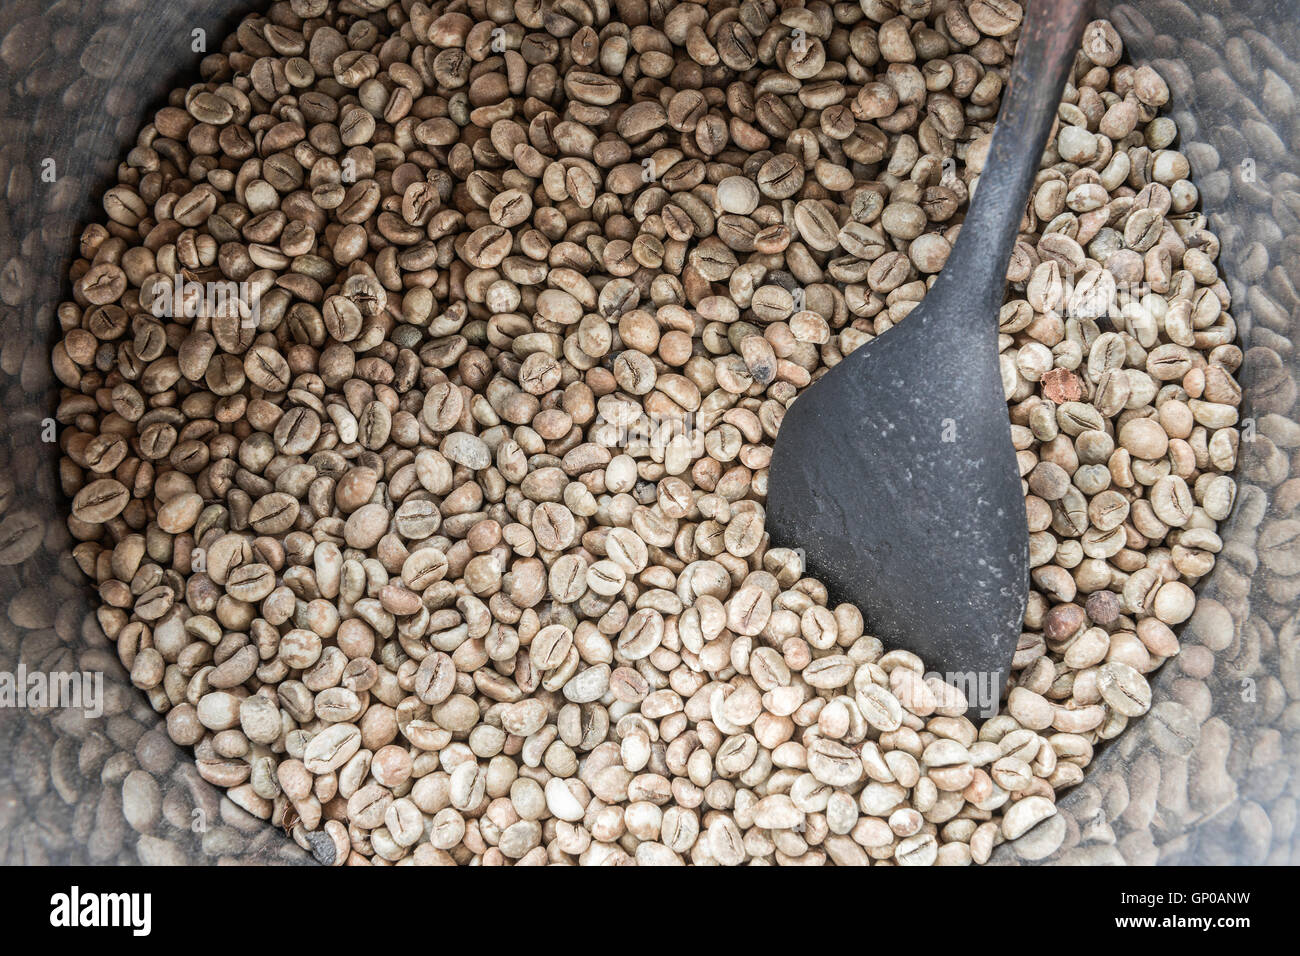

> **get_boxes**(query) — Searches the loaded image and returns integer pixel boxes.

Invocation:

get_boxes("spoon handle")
[936,0,1092,311]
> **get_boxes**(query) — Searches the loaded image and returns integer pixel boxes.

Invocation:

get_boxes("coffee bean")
[71,479,129,523]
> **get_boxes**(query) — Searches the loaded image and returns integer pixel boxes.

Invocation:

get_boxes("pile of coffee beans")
[51,0,1241,865]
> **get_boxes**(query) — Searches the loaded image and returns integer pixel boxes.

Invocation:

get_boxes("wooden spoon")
[766,0,1092,712]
